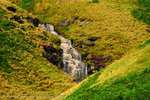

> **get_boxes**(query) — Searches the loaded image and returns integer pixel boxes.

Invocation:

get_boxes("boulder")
[42,45,57,53]
[89,55,112,71]
[47,53,58,65]
[42,45,63,67]
[10,15,24,24]
[32,18,40,27]
[26,16,40,27]
[88,36,98,41]
[7,6,16,13]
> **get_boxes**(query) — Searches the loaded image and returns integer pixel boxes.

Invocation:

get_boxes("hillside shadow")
[132,0,150,25]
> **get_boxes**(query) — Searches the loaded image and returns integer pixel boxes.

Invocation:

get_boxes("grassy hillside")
[10,0,150,73]
[55,41,150,100]
[0,0,75,100]
[2,0,150,100]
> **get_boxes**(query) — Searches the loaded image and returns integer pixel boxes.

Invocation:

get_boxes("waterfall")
[39,23,88,81]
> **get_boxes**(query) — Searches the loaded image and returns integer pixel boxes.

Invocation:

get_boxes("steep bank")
[10,0,150,74]
[0,0,75,99]
[56,41,150,100]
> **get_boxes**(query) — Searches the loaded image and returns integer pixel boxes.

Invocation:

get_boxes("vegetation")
[0,0,75,99]
[1,0,150,100]
[12,0,150,72]
[132,0,150,25]
[55,42,150,100]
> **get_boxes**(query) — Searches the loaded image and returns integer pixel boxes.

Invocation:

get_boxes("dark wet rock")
[81,52,89,60]
[87,65,94,75]
[79,45,86,49]
[43,45,57,53]
[10,15,24,24]
[26,16,40,27]
[27,25,34,29]
[7,6,16,13]
[42,45,63,67]
[89,55,112,72]
[47,53,58,65]
[32,18,40,27]
[21,27,25,31]
[90,55,111,66]
[70,39,74,44]
[88,36,99,41]
[79,18,86,22]
[26,16,33,22]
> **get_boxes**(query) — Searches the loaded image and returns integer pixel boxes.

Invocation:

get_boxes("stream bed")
[39,24,88,82]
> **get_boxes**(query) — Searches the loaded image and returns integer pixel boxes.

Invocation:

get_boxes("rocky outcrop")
[26,16,40,27]
[42,45,63,67]
[88,55,112,74]
[7,6,16,13]
[39,24,88,82]
[88,36,99,41]
[10,15,24,24]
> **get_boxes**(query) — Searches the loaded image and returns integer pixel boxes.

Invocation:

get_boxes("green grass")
[0,1,75,99]
[132,0,150,25]
[2,0,150,99]
[19,0,34,11]
[60,43,150,100]
[12,0,150,68]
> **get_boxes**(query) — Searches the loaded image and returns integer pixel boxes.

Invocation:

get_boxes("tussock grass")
[0,1,75,99]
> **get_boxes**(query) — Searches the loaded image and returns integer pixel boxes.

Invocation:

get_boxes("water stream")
[39,24,88,81]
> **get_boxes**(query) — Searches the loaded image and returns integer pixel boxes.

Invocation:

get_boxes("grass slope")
[0,0,75,100]
[4,0,150,99]
[59,41,150,100]
[10,0,150,69]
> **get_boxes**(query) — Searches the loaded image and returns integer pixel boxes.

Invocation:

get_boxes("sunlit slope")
[61,41,150,100]
[10,0,150,69]
[0,0,75,99]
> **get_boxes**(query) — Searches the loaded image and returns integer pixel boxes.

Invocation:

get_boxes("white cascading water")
[39,24,87,81]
